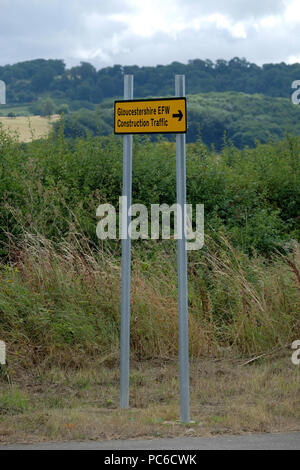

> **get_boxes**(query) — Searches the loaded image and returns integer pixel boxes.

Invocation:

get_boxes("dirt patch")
[0,115,60,142]
[0,356,299,444]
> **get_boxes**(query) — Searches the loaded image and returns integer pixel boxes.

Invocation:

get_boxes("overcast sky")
[1,0,300,69]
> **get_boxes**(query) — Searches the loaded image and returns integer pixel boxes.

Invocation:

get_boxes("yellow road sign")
[114,98,187,134]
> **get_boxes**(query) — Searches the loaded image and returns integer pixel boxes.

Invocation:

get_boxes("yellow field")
[0,115,60,142]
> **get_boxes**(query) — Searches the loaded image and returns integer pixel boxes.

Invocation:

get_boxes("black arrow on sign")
[172,109,183,121]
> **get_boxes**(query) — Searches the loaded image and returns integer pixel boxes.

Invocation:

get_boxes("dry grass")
[0,234,299,443]
[0,233,299,367]
[0,357,299,444]
[0,115,60,142]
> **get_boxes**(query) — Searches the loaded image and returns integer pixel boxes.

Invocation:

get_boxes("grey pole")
[175,75,190,423]
[120,75,133,409]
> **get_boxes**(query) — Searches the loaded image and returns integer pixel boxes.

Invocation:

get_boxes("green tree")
[40,98,56,117]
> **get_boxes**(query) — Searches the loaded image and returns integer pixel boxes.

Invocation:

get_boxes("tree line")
[1,57,300,104]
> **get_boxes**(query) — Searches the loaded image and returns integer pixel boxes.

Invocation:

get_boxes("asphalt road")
[1,433,300,450]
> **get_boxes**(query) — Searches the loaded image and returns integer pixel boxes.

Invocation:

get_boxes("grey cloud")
[0,0,130,65]
[0,0,129,36]
[0,0,298,68]
[181,0,286,20]
[101,18,300,69]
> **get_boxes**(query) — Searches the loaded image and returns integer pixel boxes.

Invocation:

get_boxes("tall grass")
[0,126,299,368]
[0,232,299,369]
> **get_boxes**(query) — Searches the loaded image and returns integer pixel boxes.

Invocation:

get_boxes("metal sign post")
[117,74,190,422]
[175,75,190,423]
[120,75,133,409]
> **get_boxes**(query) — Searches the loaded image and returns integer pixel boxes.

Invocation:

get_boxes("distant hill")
[1,58,300,148]
[187,92,300,148]
[1,57,300,105]
[52,91,300,150]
